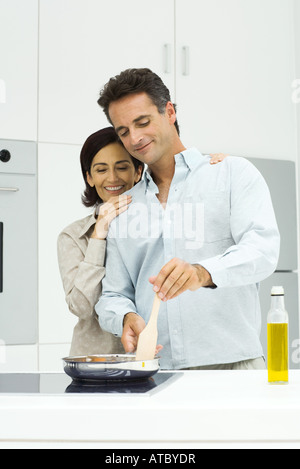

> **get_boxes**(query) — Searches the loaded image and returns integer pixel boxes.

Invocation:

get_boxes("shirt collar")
[177,147,205,171]
[144,147,204,189]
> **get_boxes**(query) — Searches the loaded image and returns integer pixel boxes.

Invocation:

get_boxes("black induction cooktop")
[0,372,182,395]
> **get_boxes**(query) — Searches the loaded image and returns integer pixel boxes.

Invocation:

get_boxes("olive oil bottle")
[267,286,289,384]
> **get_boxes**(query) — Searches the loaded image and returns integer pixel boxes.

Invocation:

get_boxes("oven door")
[0,141,38,345]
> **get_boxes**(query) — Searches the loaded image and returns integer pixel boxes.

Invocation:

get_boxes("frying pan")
[63,354,160,382]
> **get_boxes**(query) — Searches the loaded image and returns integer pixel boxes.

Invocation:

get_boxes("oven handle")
[0,187,19,192]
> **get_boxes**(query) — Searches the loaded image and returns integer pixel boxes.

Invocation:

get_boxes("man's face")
[108,92,177,166]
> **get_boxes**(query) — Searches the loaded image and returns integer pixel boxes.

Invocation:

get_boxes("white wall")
[0,0,299,371]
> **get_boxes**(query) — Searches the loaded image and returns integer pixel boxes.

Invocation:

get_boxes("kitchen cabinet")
[0,345,38,372]
[38,0,175,145]
[39,0,297,159]
[175,0,296,160]
[38,143,87,345]
[0,0,38,141]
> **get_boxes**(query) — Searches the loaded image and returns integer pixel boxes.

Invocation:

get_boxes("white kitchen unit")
[0,0,38,141]
[0,345,38,372]
[37,0,297,158]
[38,143,87,347]
[38,0,175,145]
[0,370,299,449]
[175,0,296,160]
[0,140,38,345]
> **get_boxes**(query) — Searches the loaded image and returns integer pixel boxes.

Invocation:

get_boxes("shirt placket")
[163,163,189,369]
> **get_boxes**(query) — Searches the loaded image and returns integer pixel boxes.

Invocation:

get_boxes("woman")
[57,126,227,356]
[57,127,143,356]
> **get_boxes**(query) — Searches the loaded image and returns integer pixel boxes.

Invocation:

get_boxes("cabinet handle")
[164,44,172,74]
[0,187,19,192]
[182,46,190,76]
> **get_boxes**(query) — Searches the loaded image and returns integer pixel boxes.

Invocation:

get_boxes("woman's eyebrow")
[93,162,107,168]
[93,160,130,168]
[115,160,131,164]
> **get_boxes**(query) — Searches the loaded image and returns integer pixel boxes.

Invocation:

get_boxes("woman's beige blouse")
[57,213,124,357]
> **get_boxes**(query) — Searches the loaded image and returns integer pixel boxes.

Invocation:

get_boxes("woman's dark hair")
[98,68,180,135]
[80,127,144,207]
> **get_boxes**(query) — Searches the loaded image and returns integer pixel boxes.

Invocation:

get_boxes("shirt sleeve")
[95,225,138,337]
[199,157,280,288]
[57,232,106,320]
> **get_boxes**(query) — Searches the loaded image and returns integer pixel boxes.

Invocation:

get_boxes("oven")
[0,140,38,345]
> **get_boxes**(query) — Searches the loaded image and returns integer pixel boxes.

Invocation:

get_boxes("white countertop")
[0,370,300,449]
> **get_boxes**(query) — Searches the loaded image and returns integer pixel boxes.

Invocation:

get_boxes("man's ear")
[166,101,177,125]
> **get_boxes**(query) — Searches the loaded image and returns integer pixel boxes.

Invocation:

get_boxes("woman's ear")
[134,165,143,184]
[86,171,95,188]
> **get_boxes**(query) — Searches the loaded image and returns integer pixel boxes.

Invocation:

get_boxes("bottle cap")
[271,286,285,296]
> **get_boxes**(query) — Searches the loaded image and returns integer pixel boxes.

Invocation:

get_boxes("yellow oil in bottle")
[267,323,289,384]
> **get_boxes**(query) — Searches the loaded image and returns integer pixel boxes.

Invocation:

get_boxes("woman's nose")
[106,170,119,183]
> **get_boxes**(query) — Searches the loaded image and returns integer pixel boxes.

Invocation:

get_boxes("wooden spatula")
[135,293,162,361]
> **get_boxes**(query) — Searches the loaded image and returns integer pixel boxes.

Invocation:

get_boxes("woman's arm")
[57,232,106,320]
[57,195,132,320]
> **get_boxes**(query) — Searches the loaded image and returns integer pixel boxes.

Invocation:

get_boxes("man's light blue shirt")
[96,149,280,369]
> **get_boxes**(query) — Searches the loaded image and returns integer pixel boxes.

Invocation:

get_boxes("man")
[95,68,280,370]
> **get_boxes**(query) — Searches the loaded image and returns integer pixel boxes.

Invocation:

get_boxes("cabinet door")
[175,0,295,159]
[0,0,38,141]
[39,0,175,145]
[38,143,87,345]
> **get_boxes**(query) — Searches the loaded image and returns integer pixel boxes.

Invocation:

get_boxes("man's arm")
[149,157,280,299]
[95,229,139,339]
[148,260,215,302]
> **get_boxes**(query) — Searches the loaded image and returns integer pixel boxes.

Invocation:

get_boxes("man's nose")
[130,129,143,147]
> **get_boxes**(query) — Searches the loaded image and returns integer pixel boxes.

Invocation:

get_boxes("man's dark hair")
[98,68,180,135]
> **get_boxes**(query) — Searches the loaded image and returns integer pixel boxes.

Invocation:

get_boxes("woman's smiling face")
[86,142,142,202]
